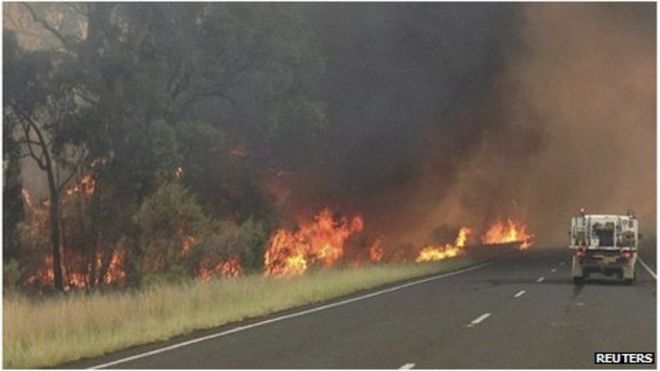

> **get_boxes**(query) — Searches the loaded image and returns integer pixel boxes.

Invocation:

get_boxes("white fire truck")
[569,209,639,285]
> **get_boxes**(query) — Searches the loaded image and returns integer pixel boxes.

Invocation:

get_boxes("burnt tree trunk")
[44,145,65,292]
[26,113,66,292]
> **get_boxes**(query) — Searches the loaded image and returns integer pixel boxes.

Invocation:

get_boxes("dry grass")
[4,259,474,369]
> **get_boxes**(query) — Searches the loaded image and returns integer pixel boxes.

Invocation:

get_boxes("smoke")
[425,3,656,246]
[11,3,655,250]
[274,4,523,245]
[275,3,655,249]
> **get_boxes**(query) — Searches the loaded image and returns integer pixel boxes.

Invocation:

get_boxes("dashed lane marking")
[467,313,491,328]
[90,260,498,369]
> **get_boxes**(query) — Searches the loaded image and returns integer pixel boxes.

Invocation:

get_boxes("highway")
[70,248,656,369]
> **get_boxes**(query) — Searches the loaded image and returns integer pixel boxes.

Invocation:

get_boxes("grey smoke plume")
[278,3,655,249]
[420,3,655,246]
[12,3,654,250]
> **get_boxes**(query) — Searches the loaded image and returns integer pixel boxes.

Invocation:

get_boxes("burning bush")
[481,218,534,249]
[15,174,536,291]
[416,227,472,263]
[184,222,243,281]
[264,209,364,277]
[16,182,129,292]
[133,181,211,275]
[135,182,271,282]
[368,238,384,263]
[237,218,269,273]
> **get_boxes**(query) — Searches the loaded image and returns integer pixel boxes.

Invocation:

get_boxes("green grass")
[4,259,476,369]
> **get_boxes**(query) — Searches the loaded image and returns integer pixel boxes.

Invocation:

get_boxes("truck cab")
[569,209,638,284]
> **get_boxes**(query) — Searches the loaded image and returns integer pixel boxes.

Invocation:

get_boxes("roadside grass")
[4,258,476,369]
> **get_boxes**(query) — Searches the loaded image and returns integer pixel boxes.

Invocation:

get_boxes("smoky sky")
[12,3,655,249]
[277,4,522,236]
[309,3,519,199]
[272,3,655,248]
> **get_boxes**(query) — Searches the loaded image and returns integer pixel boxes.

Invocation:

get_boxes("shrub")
[133,181,211,275]
[239,218,268,273]
[3,259,20,294]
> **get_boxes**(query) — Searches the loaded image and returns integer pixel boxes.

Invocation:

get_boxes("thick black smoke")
[270,3,655,250]
[11,3,654,251]
[271,3,524,246]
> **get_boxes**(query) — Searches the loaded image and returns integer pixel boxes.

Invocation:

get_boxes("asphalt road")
[72,248,656,369]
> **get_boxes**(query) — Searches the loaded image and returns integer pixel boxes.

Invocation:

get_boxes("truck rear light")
[621,250,632,259]
[576,249,585,257]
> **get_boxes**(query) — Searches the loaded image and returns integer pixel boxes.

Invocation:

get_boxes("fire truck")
[569,209,639,285]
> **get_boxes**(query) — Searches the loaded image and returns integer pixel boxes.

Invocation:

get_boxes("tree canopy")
[4,3,325,291]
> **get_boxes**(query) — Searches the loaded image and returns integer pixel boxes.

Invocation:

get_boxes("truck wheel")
[624,278,634,285]
[573,276,584,284]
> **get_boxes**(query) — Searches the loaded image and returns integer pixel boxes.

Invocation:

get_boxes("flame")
[481,219,534,249]
[21,188,34,208]
[263,229,309,276]
[26,255,55,285]
[104,250,126,284]
[65,174,96,196]
[416,227,472,263]
[20,174,131,291]
[230,147,248,158]
[264,208,364,277]
[68,271,87,288]
[180,235,197,256]
[455,227,470,247]
[368,238,384,263]
[198,256,243,281]
[20,173,536,292]
[25,250,127,290]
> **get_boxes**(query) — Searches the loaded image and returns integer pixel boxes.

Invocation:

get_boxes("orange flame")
[180,235,197,256]
[198,256,242,281]
[229,147,248,158]
[26,255,55,286]
[65,174,96,196]
[416,227,471,263]
[21,188,34,208]
[104,250,127,284]
[25,250,127,290]
[264,208,364,277]
[481,219,534,249]
[368,238,384,263]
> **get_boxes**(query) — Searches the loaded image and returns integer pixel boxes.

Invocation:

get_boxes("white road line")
[90,260,497,369]
[638,257,657,279]
[536,277,545,283]
[467,312,491,328]
[400,363,416,369]
[559,262,565,266]
[551,268,557,272]
[514,290,526,298]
